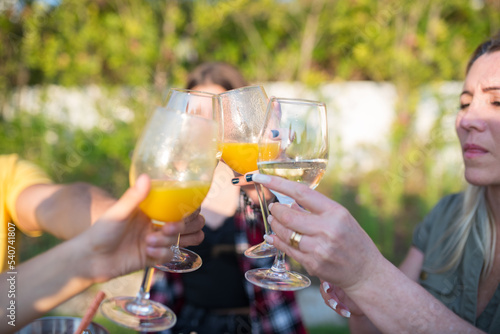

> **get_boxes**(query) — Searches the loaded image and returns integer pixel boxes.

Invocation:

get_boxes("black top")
[182,216,250,309]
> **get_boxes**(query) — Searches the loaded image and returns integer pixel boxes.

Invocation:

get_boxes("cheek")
[455,117,464,141]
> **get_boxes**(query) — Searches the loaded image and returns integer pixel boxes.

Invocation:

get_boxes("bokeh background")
[1,0,499,333]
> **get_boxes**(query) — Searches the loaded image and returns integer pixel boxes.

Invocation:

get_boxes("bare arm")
[345,246,425,333]
[16,183,116,239]
[346,257,482,334]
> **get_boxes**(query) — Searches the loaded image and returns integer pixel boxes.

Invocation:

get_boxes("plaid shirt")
[149,193,308,334]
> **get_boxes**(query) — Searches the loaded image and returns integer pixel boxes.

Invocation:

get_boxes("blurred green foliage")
[1,0,499,264]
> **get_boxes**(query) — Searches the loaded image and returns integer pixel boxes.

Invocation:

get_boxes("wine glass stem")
[254,183,272,235]
[136,266,155,303]
[170,233,184,261]
[123,266,156,315]
[270,250,287,273]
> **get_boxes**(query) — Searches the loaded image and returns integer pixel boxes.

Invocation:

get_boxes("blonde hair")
[436,185,495,278]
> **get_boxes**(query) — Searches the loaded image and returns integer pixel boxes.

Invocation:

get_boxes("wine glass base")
[244,240,278,258]
[154,248,202,273]
[100,296,176,331]
[245,268,311,291]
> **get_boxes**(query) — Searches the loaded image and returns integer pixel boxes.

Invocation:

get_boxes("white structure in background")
[3,81,464,177]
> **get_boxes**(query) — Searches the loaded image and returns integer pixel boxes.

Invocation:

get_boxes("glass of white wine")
[245,97,329,291]
[100,108,219,331]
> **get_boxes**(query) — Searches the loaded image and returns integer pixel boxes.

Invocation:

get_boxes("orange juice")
[220,142,280,175]
[140,180,211,223]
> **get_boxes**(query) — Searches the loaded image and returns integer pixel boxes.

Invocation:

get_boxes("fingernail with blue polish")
[245,174,253,182]
[252,174,271,184]
[232,178,240,184]
[271,129,279,138]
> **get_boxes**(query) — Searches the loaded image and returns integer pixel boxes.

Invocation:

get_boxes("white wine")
[257,159,327,189]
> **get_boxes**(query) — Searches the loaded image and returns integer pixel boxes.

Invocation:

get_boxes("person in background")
[0,173,205,333]
[247,31,500,334]
[149,62,307,334]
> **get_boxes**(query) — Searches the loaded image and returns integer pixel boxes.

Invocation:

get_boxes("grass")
[309,324,350,334]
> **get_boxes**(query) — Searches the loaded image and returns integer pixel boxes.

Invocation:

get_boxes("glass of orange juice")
[219,85,279,258]
[100,102,219,331]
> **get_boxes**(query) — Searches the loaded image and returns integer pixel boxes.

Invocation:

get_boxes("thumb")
[100,174,151,222]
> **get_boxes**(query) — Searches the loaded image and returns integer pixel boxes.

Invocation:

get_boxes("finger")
[179,230,205,247]
[268,203,317,236]
[145,227,182,247]
[145,246,174,264]
[184,208,201,223]
[182,213,205,234]
[290,201,307,213]
[319,281,338,309]
[267,216,317,257]
[265,224,310,265]
[319,282,351,317]
[159,221,185,237]
[100,174,151,222]
[231,171,259,186]
[250,174,340,215]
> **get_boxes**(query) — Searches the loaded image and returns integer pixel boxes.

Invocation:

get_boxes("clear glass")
[245,97,329,291]
[218,85,277,258]
[100,108,219,331]
[154,89,222,272]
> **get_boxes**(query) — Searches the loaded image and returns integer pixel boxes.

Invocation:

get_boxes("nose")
[458,100,487,132]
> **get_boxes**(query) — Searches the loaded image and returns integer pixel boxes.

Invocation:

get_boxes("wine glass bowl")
[245,97,329,291]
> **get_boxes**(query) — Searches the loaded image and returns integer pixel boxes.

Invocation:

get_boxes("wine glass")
[154,88,222,272]
[100,108,219,331]
[218,85,278,258]
[245,97,329,291]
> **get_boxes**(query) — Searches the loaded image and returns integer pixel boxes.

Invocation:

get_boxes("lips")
[463,143,488,159]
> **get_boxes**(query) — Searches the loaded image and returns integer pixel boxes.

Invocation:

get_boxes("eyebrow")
[461,86,500,97]
[484,86,500,92]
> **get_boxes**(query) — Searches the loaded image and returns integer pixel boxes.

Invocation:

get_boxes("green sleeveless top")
[413,193,500,333]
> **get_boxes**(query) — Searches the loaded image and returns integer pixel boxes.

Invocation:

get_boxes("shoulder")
[1,154,52,183]
[426,192,463,223]
[412,192,463,251]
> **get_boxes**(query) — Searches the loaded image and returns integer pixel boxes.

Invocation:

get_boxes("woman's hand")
[320,280,365,318]
[81,174,204,283]
[251,173,383,292]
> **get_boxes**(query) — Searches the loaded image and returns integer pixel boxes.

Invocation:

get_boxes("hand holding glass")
[245,97,329,291]
[100,109,218,331]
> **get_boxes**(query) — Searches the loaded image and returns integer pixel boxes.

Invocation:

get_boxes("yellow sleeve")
[1,154,53,237]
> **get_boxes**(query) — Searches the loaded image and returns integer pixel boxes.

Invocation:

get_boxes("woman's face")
[192,84,227,95]
[456,51,500,186]
[188,84,227,120]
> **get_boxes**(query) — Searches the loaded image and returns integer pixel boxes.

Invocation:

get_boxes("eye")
[492,101,500,107]
[459,103,469,110]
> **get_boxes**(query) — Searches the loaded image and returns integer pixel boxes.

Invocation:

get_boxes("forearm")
[346,258,484,334]
[0,238,93,333]
[349,314,382,334]
[35,183,115,239]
